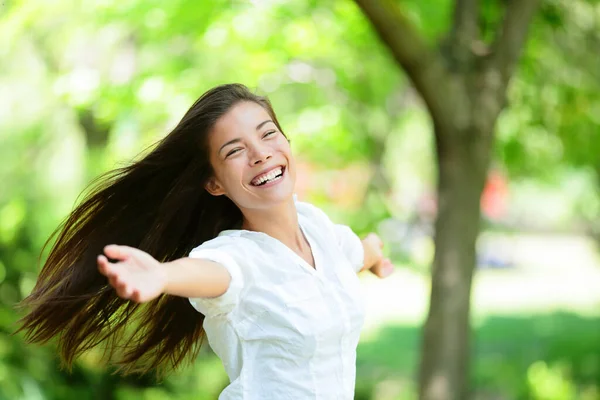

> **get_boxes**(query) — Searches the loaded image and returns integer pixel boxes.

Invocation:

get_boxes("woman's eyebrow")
[256,119,273,130]
[219,138,242,155]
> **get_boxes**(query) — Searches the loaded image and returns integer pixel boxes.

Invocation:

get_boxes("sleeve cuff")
[187,248,244,317]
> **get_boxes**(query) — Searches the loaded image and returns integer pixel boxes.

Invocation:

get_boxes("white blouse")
[188,200,366,400]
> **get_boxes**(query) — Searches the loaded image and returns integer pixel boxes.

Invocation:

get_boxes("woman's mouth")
[250,166,286,187]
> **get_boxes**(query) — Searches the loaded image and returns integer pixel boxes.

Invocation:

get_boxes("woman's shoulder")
[188,235,263,281]
[295,200,333,226]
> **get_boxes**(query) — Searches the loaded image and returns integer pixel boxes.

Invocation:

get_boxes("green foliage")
[497,0,600,178]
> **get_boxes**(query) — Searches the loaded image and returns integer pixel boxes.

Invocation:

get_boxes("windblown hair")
[16,83,285,377]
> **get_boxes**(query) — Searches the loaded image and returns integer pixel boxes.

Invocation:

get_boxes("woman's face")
[205,101,296,211]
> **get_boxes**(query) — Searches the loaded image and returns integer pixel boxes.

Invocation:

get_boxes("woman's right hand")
[97,245,167,303]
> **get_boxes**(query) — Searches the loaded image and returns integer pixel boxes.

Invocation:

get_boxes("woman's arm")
[97,245,231,303]
[360,233,394,278]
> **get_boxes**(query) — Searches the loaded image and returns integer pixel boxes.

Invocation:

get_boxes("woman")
[17,83,394,399]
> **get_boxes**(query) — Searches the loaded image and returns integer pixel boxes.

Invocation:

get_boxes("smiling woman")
[204,101,297,214]
[16,83,394,400]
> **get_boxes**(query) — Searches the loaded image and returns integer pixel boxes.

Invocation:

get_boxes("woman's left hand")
[362,233,394,278]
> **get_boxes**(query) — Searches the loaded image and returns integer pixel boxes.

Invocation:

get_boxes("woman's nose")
[249,145,272,165]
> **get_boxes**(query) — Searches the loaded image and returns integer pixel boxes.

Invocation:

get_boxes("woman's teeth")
[253,167,283,186]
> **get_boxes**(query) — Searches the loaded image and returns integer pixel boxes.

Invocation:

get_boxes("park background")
[1,0,599,399]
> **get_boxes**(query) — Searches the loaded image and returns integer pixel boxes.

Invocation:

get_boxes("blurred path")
[360,233,600,337]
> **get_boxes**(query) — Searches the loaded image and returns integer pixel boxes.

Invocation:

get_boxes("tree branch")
[447,0,480,69]
[353,0,455,126]
[490,0,540,82]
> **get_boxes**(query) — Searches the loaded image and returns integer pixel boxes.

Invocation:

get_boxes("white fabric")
[188,201,366,400]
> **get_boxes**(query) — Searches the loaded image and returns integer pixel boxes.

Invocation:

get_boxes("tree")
[353,1,540,399]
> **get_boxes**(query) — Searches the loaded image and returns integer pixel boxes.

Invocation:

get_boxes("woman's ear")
[205,177,226,196]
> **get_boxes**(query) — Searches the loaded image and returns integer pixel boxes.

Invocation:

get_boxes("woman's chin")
[242,183,295,207]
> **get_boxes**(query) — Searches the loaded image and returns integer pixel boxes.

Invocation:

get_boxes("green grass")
[355,312,600,400]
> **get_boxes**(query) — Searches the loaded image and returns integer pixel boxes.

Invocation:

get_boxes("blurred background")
[1,0,599,399]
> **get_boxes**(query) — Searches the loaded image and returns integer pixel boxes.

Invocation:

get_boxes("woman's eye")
[263,130,277,138]
[226,148,242,157]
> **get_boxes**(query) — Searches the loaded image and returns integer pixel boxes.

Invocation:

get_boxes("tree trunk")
[419,125,492,400]
[352,1,540,399]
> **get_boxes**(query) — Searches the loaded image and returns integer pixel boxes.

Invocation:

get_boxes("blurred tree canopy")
[1,0,599,399]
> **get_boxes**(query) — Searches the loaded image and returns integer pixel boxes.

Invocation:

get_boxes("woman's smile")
[250,166,286,187]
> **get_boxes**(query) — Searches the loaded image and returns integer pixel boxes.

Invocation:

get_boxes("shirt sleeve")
[333,224,365,273]
[187,240,244,318]
[296,200,365,273]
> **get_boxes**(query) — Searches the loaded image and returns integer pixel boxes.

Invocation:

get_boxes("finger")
[369,233,382,246]
[116,277,127,291]
[109,275,120,289]
[131,289,141,303]
[97,255,109,275]
[369,233,383,249]
[115,287,128,299]
[382,263,394,277]
[97,255,117,277]
[116,282,133,299]
[103,244,140,261]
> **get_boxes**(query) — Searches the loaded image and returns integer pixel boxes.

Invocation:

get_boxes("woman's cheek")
[232,160,249,186]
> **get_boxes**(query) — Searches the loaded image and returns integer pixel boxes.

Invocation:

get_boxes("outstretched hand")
[362,233,394,279]
[97,245,167,303]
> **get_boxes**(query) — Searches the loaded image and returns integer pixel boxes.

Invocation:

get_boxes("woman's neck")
[240,199,306,254]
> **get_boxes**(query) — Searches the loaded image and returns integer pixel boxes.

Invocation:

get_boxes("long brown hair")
[15,83,285,377]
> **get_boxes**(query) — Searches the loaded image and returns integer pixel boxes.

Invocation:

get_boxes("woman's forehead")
[214,102,271,133]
